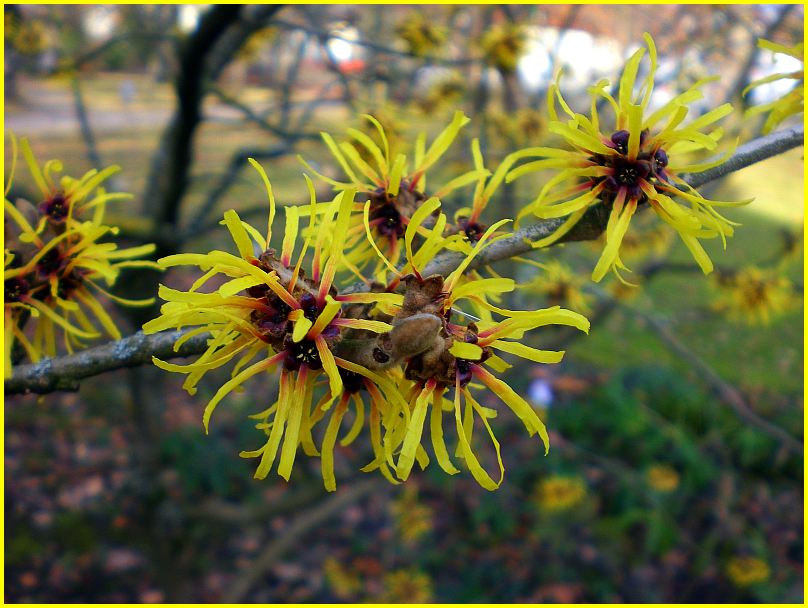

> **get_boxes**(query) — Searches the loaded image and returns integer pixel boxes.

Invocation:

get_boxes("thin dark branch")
[271,17,477,67]
[222,478,383,603]
[208,85,319,142]
[60,33,174,71]
[725,4,798,106]
[70,74,103,169]
[626,305,803,456]
[142,5,244,233]
[180,145,293,240]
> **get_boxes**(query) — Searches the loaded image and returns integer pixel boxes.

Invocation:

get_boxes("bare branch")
[70,75,104,169]
[684,124,803,188]
[626,305,803,456]
[222,478,383,603]
[5,330,209,395]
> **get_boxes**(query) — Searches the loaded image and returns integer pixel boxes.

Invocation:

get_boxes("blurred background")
[4,4,804,603]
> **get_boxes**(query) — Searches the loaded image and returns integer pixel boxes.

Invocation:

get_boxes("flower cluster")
[507,33,750,282]
[145,149,589,491]
[480,22,526,73]
[725,555,771,587]
[533,474,587,512]
[59,32,777,493]
[711,266,798,325]
[4,136,156,377]
[395,12,447,58]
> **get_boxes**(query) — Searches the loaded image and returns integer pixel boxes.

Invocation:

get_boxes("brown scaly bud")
[333,313,443,371]
[389,313,442,360]
[398,274,446,319]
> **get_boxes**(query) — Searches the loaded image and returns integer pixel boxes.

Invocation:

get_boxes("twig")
[59,33,174,72]
[142,5,244,232]
[625,305,803,456]
[5,330,209,395]
[70,75,103,169]
[207,85,319,142]
[5,126,803,394]
[271,17,478,67]
[222,478,382,603]
[180,145,292,240]
[684,124,803,188]
[724,4,798,107]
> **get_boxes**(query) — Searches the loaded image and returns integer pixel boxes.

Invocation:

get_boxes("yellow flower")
[744,39,804,134]
[646,464,680,492]
[364,198,590,490]
[521,259,592,314]
[396,13,446,57]
[507,33,750,283]
[15,137,128,230]
[712,266,797,325]
[534,475,587,512]
[237,26,276,61]
[5,14,47,55]
[414,72,466,115]
[605,219,674,262]
[144,161,407,490]
[726,556,770,587]
[448,138,519,245]
[391,485,433,543]
[323,557,362,600]
[374,569,434,603]
[301,110,486,277]
[480,22,526,73]
[4,136,156,377]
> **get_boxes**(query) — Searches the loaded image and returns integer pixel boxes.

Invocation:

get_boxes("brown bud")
[390,313,442,359]
[399,274,445,318]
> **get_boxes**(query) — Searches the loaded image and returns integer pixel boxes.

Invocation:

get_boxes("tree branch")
[223,478,383,603]
[5,330,210,395]
[142,5,243,232]
[626,304,803,456]
[5,126,803,395]
[684,124,803,188]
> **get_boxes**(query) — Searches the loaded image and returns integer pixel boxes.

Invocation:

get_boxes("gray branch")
[5,330,210,395]
[685,124,803,188]
[5,126,803,395]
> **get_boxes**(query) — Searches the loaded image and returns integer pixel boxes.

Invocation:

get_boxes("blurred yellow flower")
[480,22,526,73]
[712,266,797,325]
[396,12,447,57]
[646,464,680,492]
[534,475,587,512]
[323,557,362,600]
[391,485,434,543]
[415,72,466,115]
[375,569,434,603]
[521,259,592,314]
[488,107,547,147]
[726,556,770,587]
